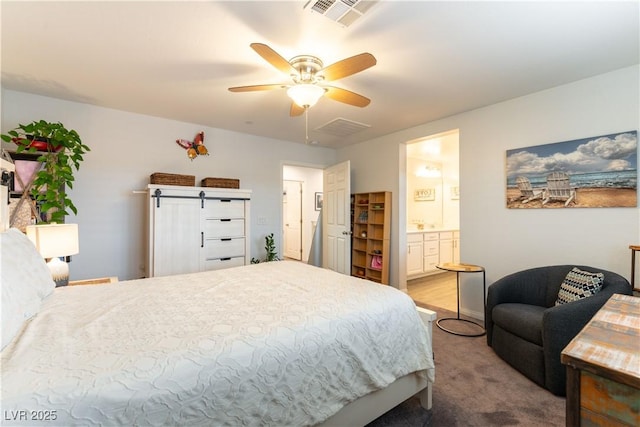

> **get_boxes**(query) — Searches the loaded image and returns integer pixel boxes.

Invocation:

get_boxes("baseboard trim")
[460,307,484,321]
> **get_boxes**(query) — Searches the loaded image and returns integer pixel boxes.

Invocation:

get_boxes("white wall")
[440,132,460,230]
[1,90,337,281]
[282,165,323,262]
[339,65,639,319]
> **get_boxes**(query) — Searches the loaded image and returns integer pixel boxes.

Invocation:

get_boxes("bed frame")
[319,307,436,426]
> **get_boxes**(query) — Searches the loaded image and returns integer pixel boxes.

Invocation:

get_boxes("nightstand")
[68,277,118,286]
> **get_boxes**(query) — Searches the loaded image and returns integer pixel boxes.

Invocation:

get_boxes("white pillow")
[1,228,55,350]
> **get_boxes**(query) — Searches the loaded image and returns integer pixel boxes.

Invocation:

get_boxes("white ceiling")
[1,1,638,149]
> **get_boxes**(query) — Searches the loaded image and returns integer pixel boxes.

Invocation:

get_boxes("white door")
[322,160,351,274]
[150,196,201,277]
[283,180,302,260]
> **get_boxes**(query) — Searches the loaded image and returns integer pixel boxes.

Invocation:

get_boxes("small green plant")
[251,233,280,263]
[1,120,90,223]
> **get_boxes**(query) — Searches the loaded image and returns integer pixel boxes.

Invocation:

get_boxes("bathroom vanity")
[407,229,459,278]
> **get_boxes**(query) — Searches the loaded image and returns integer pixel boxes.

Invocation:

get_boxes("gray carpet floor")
[366,303,565,426]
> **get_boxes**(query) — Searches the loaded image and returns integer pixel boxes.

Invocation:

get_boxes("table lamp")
[26,223,79,287]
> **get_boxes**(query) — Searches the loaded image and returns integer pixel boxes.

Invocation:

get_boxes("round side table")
[435,262,486,337]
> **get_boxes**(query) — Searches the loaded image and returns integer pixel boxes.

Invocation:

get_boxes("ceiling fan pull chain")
[305,107,309,144]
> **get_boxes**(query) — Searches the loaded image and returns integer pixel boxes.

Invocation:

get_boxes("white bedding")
[1,261,434,426]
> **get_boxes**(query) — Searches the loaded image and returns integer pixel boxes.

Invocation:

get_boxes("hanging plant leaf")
[1,120,90,223]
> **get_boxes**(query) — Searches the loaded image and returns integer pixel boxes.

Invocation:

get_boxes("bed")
[1,228,435,426]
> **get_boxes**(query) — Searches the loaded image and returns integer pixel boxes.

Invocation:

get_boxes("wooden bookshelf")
[351,191,391,284]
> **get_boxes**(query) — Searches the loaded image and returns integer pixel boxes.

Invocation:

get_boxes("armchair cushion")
[492,303,545,346]
[555,267,604,305]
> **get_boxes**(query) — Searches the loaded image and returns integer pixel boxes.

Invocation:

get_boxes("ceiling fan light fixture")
[287,84,325,108]
[229,43,376,117]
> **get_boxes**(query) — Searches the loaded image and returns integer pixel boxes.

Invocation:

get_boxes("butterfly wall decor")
[176,131,209,160]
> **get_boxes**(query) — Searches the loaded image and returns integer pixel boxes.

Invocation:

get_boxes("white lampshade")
[26,223,79,258]
[26,223,79,287]
[287,84,325,108]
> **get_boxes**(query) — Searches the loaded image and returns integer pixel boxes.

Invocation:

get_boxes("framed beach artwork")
[506,130,637,209]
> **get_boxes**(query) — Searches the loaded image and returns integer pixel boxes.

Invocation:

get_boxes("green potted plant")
[1,120,90,223]
[251,233,280,263]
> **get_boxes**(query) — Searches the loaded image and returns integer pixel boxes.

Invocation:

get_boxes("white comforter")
[1,262,434,426]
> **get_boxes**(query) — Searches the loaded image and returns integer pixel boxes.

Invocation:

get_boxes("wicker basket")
[201,177,240,189]
[150,173,195,187]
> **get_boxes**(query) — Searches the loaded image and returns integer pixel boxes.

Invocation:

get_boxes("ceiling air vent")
[303,0,378,27]
[315,118,370,137]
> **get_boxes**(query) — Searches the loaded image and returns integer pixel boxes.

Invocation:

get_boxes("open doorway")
[282,165,323,263]
[283,180,303,260]
[404,130,460,312]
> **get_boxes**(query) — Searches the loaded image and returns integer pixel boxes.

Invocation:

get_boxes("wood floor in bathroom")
[407,271,458,312]
[294,255,459,312]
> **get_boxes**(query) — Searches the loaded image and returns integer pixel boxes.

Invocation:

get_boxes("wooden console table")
[561,294,639,426]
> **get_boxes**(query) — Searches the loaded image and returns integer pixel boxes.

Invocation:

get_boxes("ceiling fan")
[228,43,377,116]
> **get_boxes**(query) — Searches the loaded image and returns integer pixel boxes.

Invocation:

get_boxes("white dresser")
[146,184,251,277]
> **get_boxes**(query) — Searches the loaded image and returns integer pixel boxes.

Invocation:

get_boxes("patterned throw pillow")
[555,267,605,306]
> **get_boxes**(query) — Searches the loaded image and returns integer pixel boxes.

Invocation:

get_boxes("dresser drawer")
[204,199,245,218]
[424,232,439,241]
[203,256,245,271]
[204,218,245,238]
[204,237,245,259]
[424,240,439,256]
[439,231,453,240]
[424,255,439,271]
[408,233,423,243]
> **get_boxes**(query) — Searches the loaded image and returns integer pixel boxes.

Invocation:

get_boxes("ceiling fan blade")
[228,84,284,92]
[250,43,297,75]
[290,102,305,117]
[319,53,376,82]
[324,86,371,107]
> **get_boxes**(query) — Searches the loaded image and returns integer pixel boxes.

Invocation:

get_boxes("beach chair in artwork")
[542,172,577,206]
[513,176,544,203]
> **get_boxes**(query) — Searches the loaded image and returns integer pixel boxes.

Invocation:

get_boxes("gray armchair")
[485,265,632,396]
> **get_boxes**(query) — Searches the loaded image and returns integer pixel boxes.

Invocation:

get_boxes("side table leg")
[456,272,461,320]
[632,248,636,291]
[482,269,486,329]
